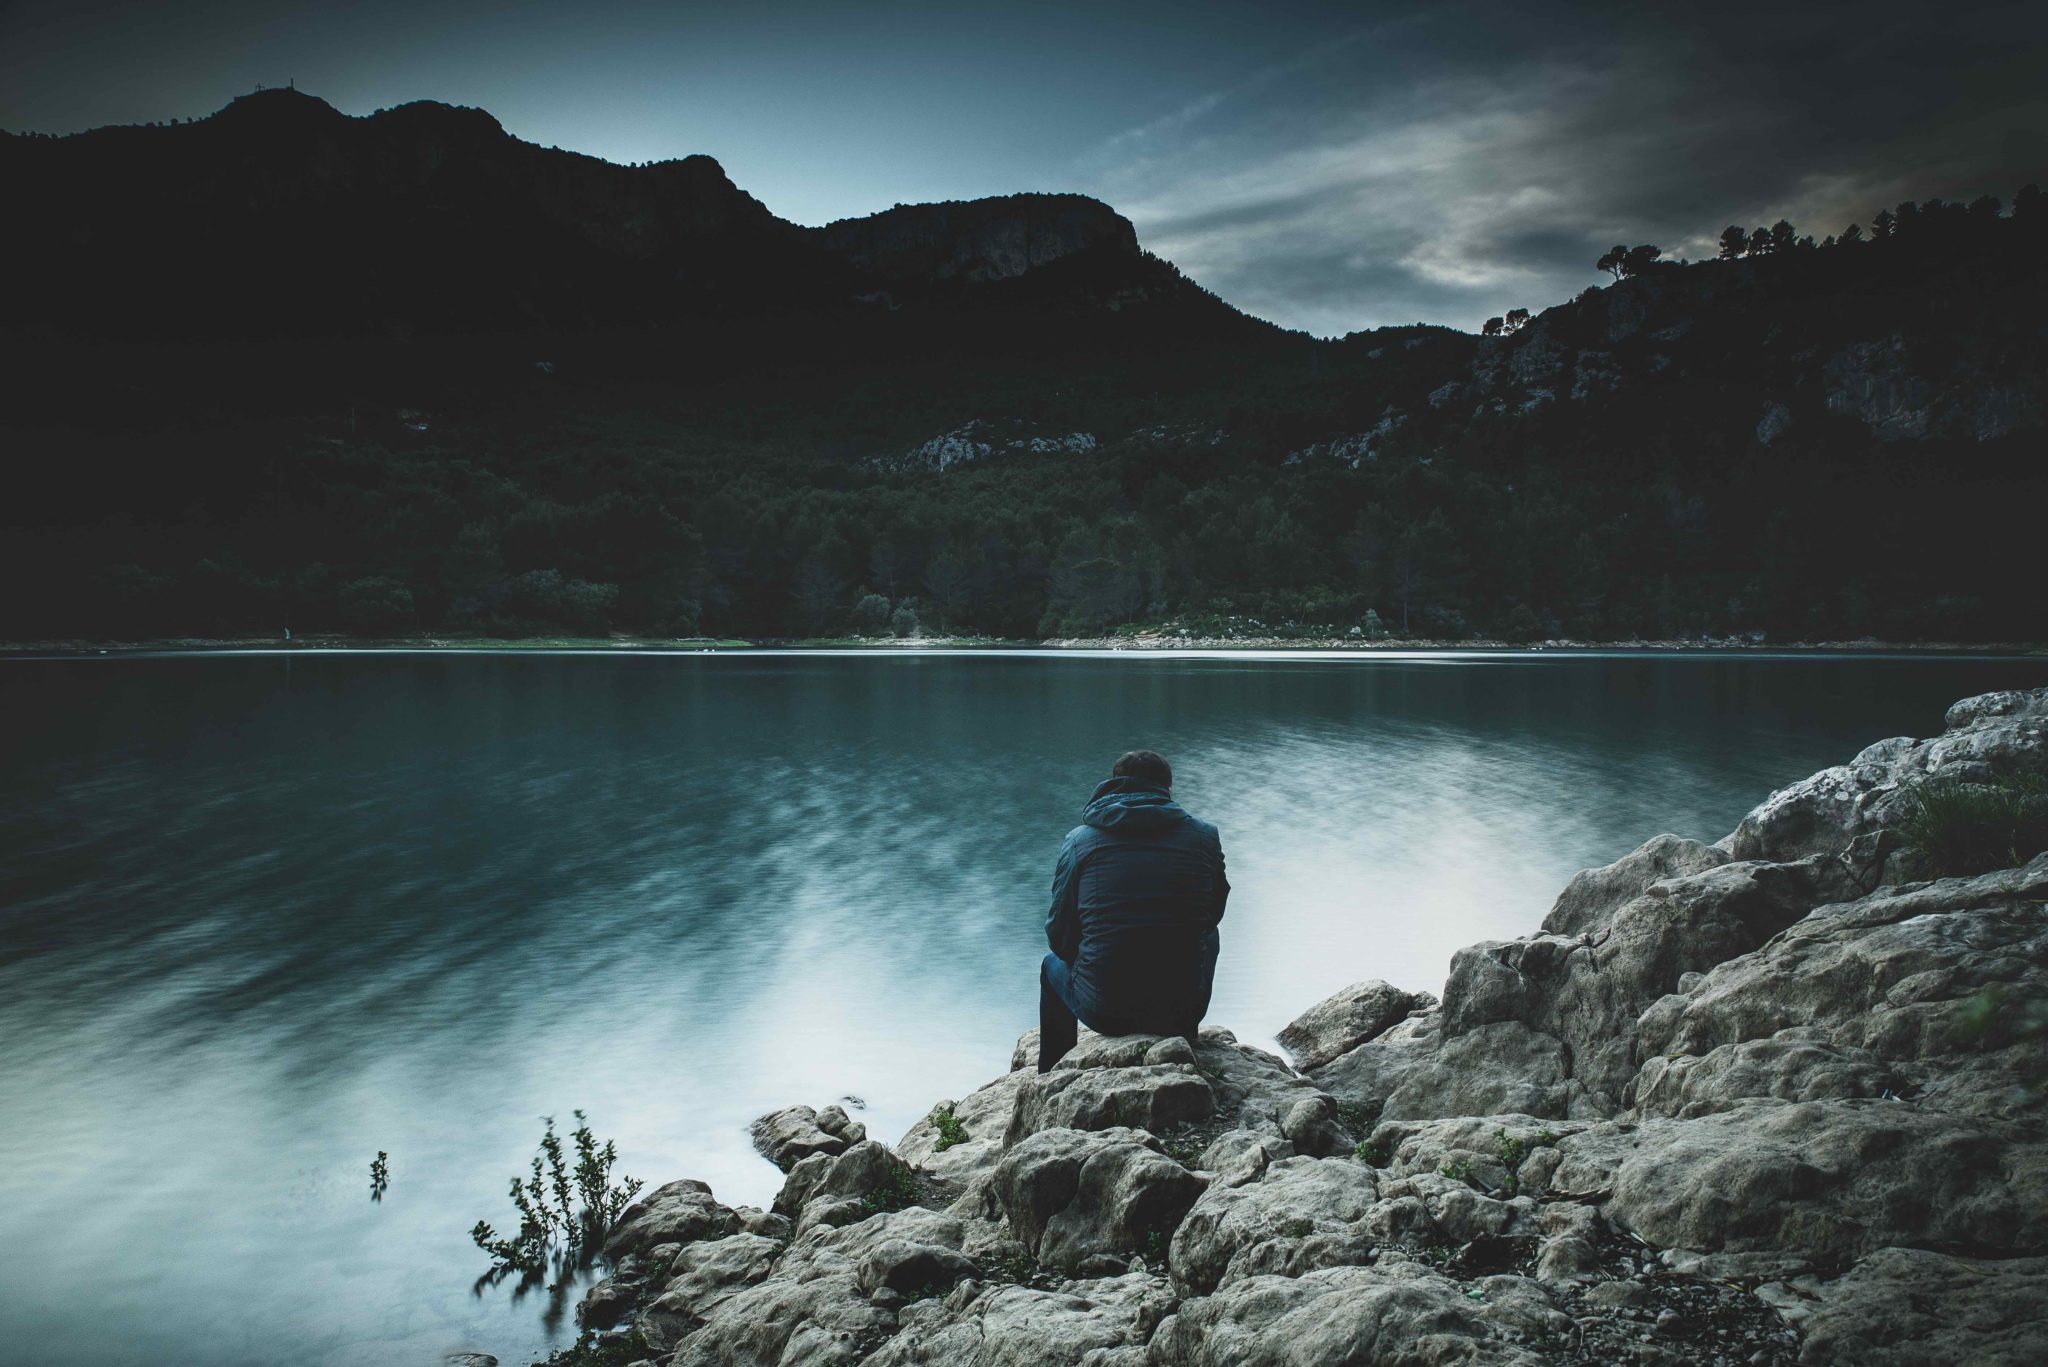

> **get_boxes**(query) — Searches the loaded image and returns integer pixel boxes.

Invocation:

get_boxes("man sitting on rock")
[1039,749,1230,1073]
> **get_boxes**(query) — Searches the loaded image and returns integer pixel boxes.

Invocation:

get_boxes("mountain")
[0,93,2043,646]
[0,87,1260,337]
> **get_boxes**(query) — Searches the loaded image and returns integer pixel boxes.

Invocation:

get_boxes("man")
[1039,749,1229,1073]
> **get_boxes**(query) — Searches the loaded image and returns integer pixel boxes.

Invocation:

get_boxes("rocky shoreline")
[559,689,2048,1366]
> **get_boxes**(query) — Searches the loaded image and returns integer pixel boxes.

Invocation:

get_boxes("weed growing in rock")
[929,1103,968,1152]
[1898,772,2048,876]
[859,1165,921,1215]
[536,1326,653,1366]
[470,1110,644,1277]
[369,1151,389,1202]
[1438,1157,1475,1185]
[1354,1136,1392,1166]
[1334,1100,1378,1133]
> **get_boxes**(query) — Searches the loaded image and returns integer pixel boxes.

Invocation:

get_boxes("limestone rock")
[1276,980,1435,1071]
[1541,834,1728,938]
[751,1104,852,1172]
[1796,1246,2048,1365]
[773,1139,920,1228]
[991,1126,1207,1271]
[638,1233,784,1351]
[670,1209,961,1367]
[605,1179,742,1257]
[1630,1027,1903,1118]
[1604,1099,2048,1259]
[1634,854,2048,1121]
[1003,1065,1214,1146]
[863,1271,1175,1367]
[1722,688,2048,864]
[898,1070,1031,1187]
[1149,1263,1559,1366]
[1169,1153,1382,1294]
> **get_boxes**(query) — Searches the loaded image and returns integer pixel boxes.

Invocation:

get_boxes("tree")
[853,592,890,633]
[1718,225,1747,259]
[1748,226,1772,255]
[1839,223,1864,245]
[1621,244,1661,277]
[1769,219,1796,254]
[337,576,416,633]
[1481,316,1504,337]
[1595,244,1629,280]
[1871,208,1896,240]
[1503,307,1530,333]
[2015,184,2042,223]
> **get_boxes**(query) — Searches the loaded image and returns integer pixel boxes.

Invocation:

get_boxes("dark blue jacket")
[1045,777,1228,1028]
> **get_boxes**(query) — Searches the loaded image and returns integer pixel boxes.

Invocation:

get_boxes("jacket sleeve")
[1208,828,1231,931]
[1046,835,1083,961]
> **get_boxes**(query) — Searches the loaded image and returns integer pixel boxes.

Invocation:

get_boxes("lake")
[4,650,2045,1366]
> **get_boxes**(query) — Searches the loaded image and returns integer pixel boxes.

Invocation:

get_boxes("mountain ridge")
[0,87,1261,337]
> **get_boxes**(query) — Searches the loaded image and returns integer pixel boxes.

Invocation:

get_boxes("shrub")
[337,575,417,633]
[1897,772,2048,877]
[929,1103,967,1152]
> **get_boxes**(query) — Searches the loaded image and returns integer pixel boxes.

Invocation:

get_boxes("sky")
[4,0,2044,336]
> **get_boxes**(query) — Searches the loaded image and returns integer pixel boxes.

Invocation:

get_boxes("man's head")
[1112,749,1173,793]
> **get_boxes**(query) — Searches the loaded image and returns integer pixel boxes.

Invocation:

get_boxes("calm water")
[3,650,2045,1366]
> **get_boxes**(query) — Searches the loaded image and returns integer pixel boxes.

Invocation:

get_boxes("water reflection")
[2,653,2043,1366]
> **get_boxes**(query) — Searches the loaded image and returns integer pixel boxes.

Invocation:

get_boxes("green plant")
[929,1103,968,1152]
[1439,1158,1475,1185]
[1354,1136,1392,1166]
[1897,772,2048,877]
[1334,1100,1377,1133]
[1138,1229,1170,1266]
[471,1110,644,1275]
[859,1164,922,1215]
[1495,1128,1527,1171]
[537,1327,654,1366]
[369,1150,389,1202]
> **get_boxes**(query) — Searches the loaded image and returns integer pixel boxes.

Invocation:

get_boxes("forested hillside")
[2,93,2042,643]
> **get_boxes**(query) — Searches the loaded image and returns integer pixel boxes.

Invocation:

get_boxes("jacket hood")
[1081,775,1188,835]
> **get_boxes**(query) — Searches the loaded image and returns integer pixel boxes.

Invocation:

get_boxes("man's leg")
[1180,929,1220,1046]
[1039,954,1079,1073]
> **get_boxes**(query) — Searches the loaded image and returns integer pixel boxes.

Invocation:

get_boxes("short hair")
[1112,749,1173,790]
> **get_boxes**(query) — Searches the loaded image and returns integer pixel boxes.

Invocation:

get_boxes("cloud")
[1076,1,2048,336]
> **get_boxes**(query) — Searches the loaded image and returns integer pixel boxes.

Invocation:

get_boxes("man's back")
[1046,773,1228,1032]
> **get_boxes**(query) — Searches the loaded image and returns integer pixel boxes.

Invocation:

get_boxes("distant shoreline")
[6,634,2045,658]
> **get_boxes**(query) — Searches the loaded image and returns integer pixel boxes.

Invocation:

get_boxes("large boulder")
[605,1178,742,1257]
[1276,980,1435,1071]
[638,1232,785,1351]
[751,1103,862,1171]
[1722,688,2048,864]
[1003,1065,1214,1146]
[1542,833,1729,937]
[1603,1099,2048,1259]
[1634,853,2048,1122]
[1169,1154,1382,1294]
[990,1126,1207,1270]
[773,1139,922,1232]
[670,1208,962,1367]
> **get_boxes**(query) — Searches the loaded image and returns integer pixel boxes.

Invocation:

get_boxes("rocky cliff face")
[571,688,2048,1366]
[816,194,1139,289]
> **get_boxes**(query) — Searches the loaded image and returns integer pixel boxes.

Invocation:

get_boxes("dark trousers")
[1037,943,1216,1073]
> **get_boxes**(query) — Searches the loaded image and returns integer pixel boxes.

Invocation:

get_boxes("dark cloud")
[1078,0,2048,334]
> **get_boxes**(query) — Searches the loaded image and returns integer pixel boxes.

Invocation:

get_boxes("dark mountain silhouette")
[0,92,2043,645]
[0,87,1261,337]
